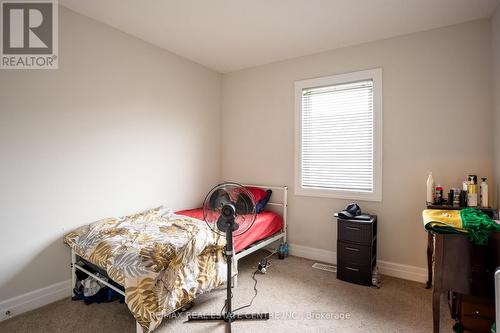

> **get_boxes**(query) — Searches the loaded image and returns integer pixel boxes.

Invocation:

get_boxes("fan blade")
[208,189,231,210]
[236,192,253,215]
[216,215,228,232]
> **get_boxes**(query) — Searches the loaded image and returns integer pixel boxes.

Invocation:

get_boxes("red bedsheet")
[175,208,284,253]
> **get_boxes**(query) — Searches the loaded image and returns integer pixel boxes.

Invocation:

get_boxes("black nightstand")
[336,215,377,286]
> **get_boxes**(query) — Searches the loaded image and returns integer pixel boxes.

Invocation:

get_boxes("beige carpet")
[0,251,454,333]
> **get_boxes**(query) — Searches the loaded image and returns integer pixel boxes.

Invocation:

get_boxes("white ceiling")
[61,0,499,73]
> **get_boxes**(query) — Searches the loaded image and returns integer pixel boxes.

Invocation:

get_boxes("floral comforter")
[64,207,226,332]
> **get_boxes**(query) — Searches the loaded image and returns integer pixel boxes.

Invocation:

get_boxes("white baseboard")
[288,243,337,264]
[376,260,427,283]
[0,279,71,322]
[289,243,427,283]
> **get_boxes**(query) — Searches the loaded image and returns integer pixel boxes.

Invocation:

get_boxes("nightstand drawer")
[337,260,373,286]
[338,219,375,244]
[337,241,371,265]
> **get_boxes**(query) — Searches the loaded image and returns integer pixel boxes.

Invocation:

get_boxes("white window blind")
[295,69,382,201]
[301,80,374,192]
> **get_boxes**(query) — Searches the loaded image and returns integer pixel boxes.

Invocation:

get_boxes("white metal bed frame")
[69,184,288,333]
[231,184,288,286]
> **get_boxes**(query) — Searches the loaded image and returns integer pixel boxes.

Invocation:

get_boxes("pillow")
[245,187,268,203]
[245,187,272,213]
[255,190,272,213]
[210,186,272,214]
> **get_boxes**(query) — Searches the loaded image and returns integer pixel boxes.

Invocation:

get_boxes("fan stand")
[187,211,269,332]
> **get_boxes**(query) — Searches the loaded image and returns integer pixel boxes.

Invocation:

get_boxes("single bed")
[64,183,287,333]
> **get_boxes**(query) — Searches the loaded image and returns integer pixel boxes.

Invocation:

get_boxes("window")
[294,68,382,201]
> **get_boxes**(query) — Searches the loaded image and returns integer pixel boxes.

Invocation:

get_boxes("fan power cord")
[220,269,259,314]
[233,269,259,313]
[225,252,277,314]
[233,255,272,313]
[220,291,233,315]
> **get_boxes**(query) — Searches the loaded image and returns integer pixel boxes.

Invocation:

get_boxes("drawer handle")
[345,266,360,272]
[345,247,359,252]
[346,226,360,231]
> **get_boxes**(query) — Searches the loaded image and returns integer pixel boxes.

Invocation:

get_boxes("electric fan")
[187,182,269,331]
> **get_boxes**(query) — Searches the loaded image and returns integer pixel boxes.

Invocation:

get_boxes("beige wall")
[221,20,494,269]
[0,7,221,301]
[493,6,500,208]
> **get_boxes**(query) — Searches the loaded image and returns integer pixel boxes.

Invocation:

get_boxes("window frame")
[294,68,383,202]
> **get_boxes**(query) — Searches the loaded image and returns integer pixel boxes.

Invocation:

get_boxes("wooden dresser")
[430,232,500,333]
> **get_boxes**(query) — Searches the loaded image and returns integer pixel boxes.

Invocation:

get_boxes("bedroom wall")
[0,7,221,302]
[221,19,494,274]
[493,6,500,208]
